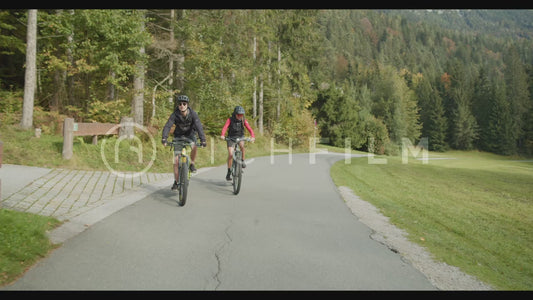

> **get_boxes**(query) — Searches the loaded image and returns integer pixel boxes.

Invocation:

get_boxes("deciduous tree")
[20,9,37,129]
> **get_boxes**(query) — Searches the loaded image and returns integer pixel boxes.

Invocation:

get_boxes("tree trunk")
[259,74,264,135]
[252,36,257,127]
[107,71,116,100]
[133,61,144,125]
[20,9,37,129]
[175,10,185,106]
[50,9,64,113]
[277,45,281,121]
[132,12,146,126]
[66,10,75,107]
[168,9,175,104]
[176,40,185,105]
[253,76,257,127]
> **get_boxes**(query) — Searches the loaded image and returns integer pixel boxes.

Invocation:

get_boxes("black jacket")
[162,107,206,143]
[228,112,245,137]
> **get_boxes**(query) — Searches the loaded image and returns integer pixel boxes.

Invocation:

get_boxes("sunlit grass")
[0,208,60,286]
[331,151,533,290]
[0,123,284,173]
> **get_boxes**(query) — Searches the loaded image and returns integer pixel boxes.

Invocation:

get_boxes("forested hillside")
[1,9,532,155]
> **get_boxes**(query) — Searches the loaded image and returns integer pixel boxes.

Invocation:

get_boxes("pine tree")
[472,66,493,151]
[416,76,448,151]
[450,98,478,150]
[485,82,514,155]
[523,104,533,155]
[426,88,448,151]
[445,59,478,150]
[317,82,364,149]
[504,45,530,153]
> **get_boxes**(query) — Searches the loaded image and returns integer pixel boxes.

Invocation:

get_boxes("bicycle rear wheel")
[232,151,242,195]
[178,158,189,206]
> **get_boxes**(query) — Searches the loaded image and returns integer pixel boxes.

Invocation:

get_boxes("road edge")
[337,185,493,291]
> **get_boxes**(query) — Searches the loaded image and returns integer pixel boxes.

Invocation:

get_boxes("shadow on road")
[192,176,235,196]
[149,188,181,207]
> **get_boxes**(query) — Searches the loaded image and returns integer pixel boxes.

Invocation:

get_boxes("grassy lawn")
[0,122,292,173]
[330,150,533,290]
[0,209,60,285]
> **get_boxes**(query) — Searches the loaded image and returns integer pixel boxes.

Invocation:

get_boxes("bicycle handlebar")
[225,137,252,143]
[167,137,204,149]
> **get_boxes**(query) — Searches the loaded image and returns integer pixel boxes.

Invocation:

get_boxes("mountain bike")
[168,137,200,206]
[226,137,252,195]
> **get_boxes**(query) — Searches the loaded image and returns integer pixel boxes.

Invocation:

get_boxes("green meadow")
[331,150,533,290]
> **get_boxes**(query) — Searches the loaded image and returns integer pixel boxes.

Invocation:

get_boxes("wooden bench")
[73,122,120,143]
[62,117,134,160]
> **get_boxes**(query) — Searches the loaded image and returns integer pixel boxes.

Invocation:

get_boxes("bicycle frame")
[172,139,193,174]
[226,137,251,195]
[168,137,198,206]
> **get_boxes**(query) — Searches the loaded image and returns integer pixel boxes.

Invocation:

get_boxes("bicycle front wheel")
[178,159,189,206]
[232,152,242,195]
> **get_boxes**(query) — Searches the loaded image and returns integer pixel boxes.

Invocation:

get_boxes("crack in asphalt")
[369,232,400,254]
[213,219,233,290]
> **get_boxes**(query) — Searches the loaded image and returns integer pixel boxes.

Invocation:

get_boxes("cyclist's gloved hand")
[201,141,207,148]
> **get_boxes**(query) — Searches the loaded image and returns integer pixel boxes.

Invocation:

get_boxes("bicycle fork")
[177,148,190,182]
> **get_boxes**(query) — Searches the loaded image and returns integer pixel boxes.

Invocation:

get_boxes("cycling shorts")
[226,136,245,148]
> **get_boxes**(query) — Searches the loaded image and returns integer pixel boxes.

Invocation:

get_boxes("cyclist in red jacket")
[220,106,255,181]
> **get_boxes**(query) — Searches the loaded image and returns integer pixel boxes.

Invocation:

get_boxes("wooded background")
[1,9,532,155]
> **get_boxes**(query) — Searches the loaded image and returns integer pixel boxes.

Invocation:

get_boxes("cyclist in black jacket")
[162,94,207,190]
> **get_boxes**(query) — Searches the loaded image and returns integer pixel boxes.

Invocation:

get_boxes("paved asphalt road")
[4,153,436,290]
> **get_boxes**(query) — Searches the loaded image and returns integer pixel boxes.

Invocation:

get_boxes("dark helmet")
[234,106,245,115]
[176,94,189,103]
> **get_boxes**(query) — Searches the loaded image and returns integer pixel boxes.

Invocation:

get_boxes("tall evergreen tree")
[472,66,493,150]
[523,104,533,155]
[0,10,27,90]
[316,82,365,149]
[445,59,478,150]
[524,64,533,155]
[450,98,479,150]
[426,94,448,151]
[417,77,448,151]
[504,44,530,153]
[485,81,514,155]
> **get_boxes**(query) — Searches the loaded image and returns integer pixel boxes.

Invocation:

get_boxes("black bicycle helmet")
[234,106,245,115]
[176,94,190,103]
